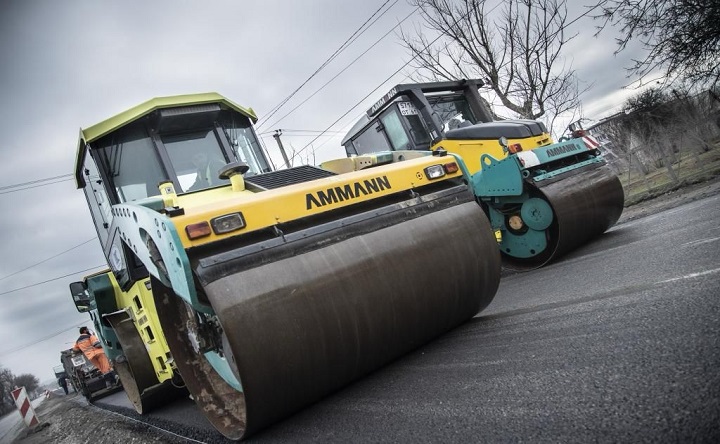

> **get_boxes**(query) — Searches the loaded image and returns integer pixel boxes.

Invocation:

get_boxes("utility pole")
[272,130,291,169]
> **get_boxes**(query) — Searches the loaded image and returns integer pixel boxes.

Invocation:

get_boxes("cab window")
[395,100,431,147]
[380,110,410,150]
[96,124,167,203]
[350,122,391,155]
[162,129,229,193]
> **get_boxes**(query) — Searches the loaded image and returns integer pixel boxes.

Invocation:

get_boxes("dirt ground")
[7,176,720,444]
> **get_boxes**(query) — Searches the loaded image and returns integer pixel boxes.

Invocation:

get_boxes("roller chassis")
[473,139,624,267]
[72,92,502,439]
[341,79,625,268]
[103,153,501,439]
[108,153,502,405]
[149,183,500,438]
[59,349,121,401]
[69,272,185,413]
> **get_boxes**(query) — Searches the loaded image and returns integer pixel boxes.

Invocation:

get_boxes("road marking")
[658,267,720,284]
[682,236,720,247]
[482,267,720,321]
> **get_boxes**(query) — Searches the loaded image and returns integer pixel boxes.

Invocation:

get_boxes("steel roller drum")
[154,201,501,440]
[504,163,625,269]
[105,311,185,414]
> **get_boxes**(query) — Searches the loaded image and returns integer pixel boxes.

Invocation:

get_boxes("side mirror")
[69,281,91,313]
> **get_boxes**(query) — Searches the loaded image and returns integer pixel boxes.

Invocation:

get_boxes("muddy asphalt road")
[11,181,720,443]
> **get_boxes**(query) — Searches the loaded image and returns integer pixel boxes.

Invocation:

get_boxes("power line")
[0,174,74,195]
[289,1,496,164]
[0,265,106,297]
[0,177,74,195]
[0,173,73,191]
[257,129,346,136]
[309,70,424,160]
[301,110,372,160]
[301,0,598,151]
[257,0,398,129]
[0,321,88,358]
[261,133,340,140]
[261,6,420,132]
[290,64,412,164]
[258,0,396,127]
[296,0,517,163]
[0,238,96,282]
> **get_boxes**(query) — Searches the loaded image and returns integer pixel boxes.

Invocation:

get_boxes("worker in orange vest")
[73,326,113,374]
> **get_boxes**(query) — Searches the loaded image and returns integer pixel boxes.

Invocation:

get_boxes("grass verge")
[619,144,720,206]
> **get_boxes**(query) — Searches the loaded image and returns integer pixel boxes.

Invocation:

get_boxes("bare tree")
[14,373,40,395]
[591,86,720,185]
[0,366,15,415]
[401,0,583,132]
[593,0,720,88]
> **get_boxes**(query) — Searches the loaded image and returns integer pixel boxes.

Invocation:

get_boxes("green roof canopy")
[74,92,257,187]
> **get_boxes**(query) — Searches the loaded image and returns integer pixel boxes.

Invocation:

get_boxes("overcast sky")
[0,0,646,382]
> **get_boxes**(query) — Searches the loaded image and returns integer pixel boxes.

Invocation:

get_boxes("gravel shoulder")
[10,392,184,443]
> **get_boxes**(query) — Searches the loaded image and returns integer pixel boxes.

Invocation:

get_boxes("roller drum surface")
[105,311,184,413]
[547,164,624,258]
[158,201,501,439]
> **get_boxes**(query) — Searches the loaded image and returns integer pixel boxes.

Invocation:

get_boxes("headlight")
[423,165,446,180]
[211,212,246,234]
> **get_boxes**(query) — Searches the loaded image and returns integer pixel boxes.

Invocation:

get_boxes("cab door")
[380,102,432,151]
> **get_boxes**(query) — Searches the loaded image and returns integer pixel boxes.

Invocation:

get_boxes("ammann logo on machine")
[306,176,392,209]
[546,143,583,157]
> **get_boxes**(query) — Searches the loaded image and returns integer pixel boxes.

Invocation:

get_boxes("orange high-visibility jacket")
[73,333,104,360]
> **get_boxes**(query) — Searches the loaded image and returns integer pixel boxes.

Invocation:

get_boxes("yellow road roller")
[69,270,186,413]
[341,79,624,269]
[73,92,501,439]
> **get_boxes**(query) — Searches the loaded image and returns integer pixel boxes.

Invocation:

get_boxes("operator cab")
[343,90,480,156]
[73,94,272,289]
[342,79,548,157]
[76,97,271,204]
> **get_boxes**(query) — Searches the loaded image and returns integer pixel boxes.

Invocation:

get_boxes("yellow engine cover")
[433,132,553,175]
[171,155,466,249]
